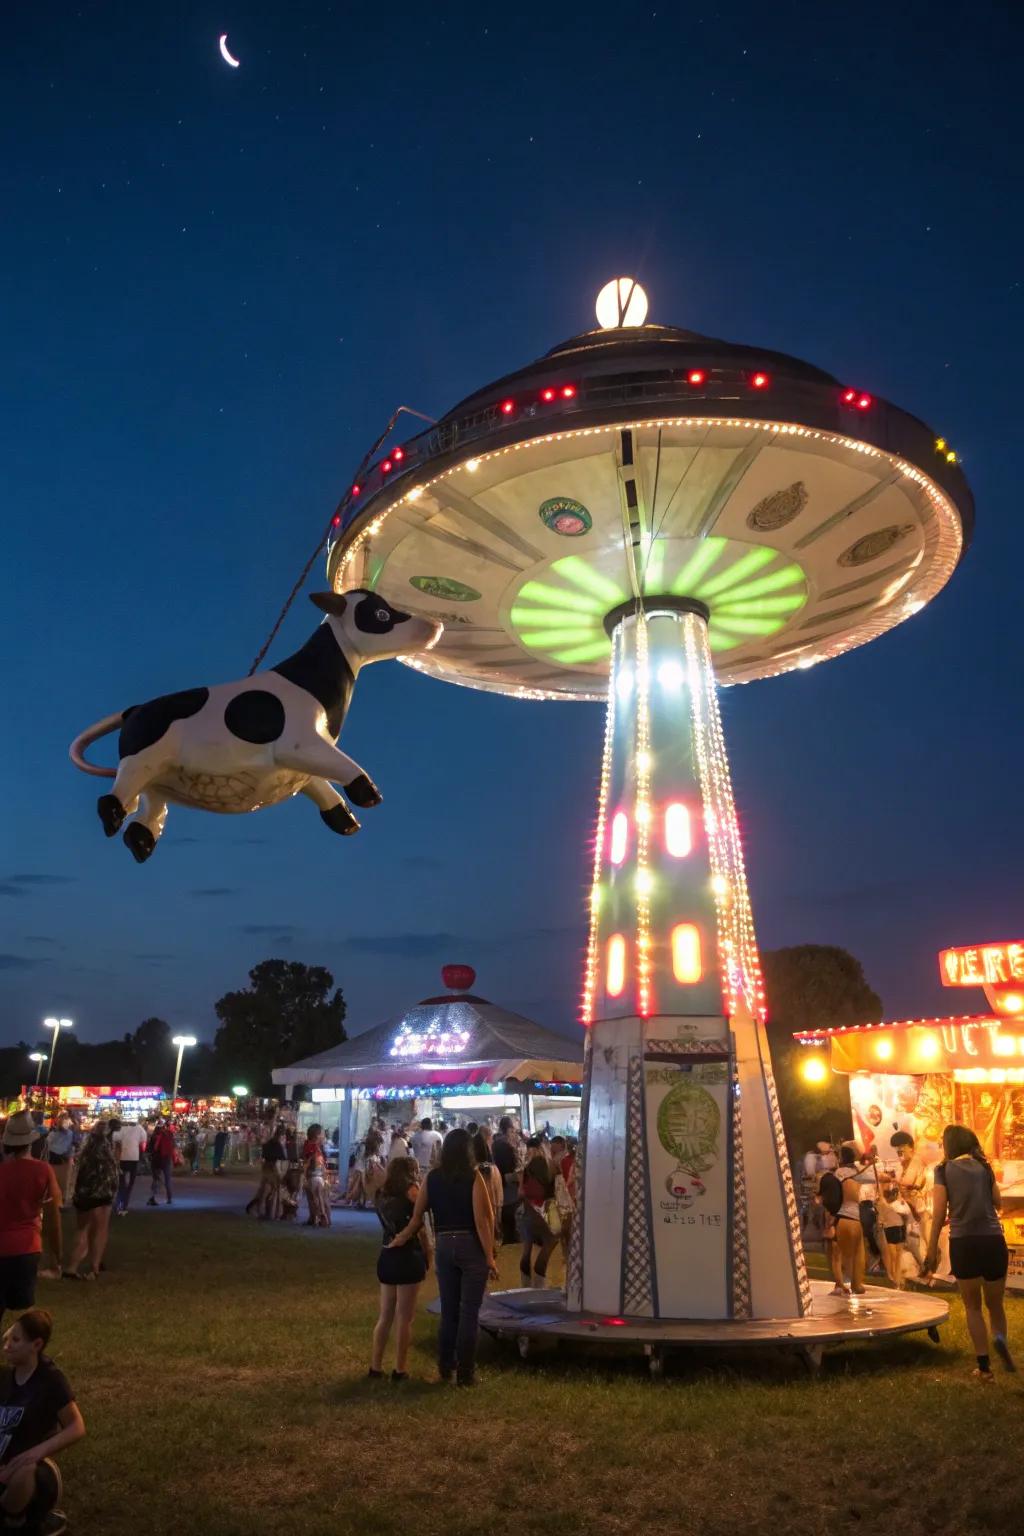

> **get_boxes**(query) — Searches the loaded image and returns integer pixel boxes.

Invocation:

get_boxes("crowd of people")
[365,1116,577,1385]
[801,1123,1016,1381]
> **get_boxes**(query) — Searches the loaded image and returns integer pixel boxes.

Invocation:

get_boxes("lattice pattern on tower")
[621,1052,654,1315]
[729,1078,753,1319]
[565,1031,592,1309]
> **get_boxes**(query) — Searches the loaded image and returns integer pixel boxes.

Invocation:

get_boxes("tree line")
[1,959,347,1100]
[2,945,882,1149]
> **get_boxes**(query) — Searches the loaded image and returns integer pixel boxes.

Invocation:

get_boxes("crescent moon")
[219,34,240,68]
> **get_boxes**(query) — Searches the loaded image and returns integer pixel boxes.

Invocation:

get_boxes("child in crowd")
[0,1309,85,1535]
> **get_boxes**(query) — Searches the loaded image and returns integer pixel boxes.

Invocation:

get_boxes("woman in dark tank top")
[389,1128,497,1386]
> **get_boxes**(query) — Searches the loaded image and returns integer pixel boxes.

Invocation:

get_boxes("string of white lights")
[581,623,619,1024]
[633,612,653,1018]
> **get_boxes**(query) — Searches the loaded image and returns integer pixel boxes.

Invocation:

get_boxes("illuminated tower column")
[567,599,811,1322]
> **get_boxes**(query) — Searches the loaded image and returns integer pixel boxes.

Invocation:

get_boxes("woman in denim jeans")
[389,1128,497,1385]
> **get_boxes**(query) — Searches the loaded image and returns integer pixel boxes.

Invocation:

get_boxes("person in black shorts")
[0,1308,85,1535]
[922,1123,1016,1381]
[369,1157,432,1382]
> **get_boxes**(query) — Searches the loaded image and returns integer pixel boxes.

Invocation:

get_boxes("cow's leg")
[122,793,169,864]
[300,777,360,837]
[98,751,169,837]
[275,741,382,809]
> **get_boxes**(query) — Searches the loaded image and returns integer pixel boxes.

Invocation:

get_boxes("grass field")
[32,1179,1024,1536]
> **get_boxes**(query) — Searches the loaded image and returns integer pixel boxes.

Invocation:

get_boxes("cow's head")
[310,589,443,667]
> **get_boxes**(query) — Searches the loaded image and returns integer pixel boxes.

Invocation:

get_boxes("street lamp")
[232,1085,249,1098]
[28,1052,47,1086]
[171,1035,197,1101]
[42,1017,72,1087]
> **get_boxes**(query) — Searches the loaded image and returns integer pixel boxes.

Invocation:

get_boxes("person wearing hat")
[0,1113,63,1330]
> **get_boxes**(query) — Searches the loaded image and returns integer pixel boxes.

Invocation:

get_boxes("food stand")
[795,939,1024,1291]
[24,1084,168,1121]
[272,966,583,1172]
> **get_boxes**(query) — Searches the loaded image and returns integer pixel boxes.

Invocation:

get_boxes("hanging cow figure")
[69,591,442,863]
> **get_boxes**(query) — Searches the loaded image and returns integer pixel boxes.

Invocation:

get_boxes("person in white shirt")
[112,1120,148,1215]
[409,1119,443,1176]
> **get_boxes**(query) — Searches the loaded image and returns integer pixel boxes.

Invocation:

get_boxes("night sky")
[3,2,1021,1056]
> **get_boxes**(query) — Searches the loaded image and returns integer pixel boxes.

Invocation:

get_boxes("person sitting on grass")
[0,1308,85,1536]
[0,1114,63,1313]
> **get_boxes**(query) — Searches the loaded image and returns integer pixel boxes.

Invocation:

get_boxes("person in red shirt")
[0,1113,63,1330]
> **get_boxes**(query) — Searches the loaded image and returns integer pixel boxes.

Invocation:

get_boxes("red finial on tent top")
[442,964,476,992]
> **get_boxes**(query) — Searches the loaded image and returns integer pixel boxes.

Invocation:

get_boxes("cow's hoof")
[123,822,156,864]
[345,773,382,809]
[97,794,126,837]
[321,804,360,836]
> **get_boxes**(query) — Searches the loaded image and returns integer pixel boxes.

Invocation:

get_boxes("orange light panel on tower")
[671,923,702,984]
[664,802,692,857]
[609,811,629,866]
[607,935,627,997]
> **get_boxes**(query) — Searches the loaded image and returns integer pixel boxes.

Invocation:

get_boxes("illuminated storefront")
[796,940,1024,1292]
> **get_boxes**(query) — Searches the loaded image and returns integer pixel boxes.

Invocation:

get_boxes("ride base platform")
[448,1279,949,1374]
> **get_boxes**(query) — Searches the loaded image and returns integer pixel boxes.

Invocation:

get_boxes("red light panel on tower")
[841,388,857,404]
[540,387,556,402]
[687,369,706,386]
[671,923,703,984]
[561,384,577,399]
[331,514,341,527]
[500,399,515,415]
[857,393,872,410]
[392,445,405,461]
[351,483,361,497]
[381,460,393,474]
[751,372,770,390]
[607,935,627,997]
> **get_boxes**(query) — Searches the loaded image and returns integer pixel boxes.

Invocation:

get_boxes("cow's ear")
[310,592,348,617]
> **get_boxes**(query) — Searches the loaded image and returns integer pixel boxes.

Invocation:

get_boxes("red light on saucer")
[381,459,393,474]
[601,1316,627,1326]
[751,371,770,389]
[351,483,361,496]
[688,369,706,385]
[841,388,857,404]
[540,387,556,402]
[857,393,872,410]
[331,514,341,527]
[500,399,515,415]
[561,384,577,399]
[392,445,405,461]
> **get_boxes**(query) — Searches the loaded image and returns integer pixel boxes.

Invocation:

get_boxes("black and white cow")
[69,591,442,863]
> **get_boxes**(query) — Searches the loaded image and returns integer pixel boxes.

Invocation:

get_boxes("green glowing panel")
[508,536,808,666]
[551,556,627,606]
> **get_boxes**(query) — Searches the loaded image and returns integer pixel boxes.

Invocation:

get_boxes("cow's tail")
[69,712,124,778]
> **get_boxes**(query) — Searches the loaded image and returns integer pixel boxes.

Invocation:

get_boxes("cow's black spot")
[118,688,210,759]
[272,624,354,740]
[223,690,286,744]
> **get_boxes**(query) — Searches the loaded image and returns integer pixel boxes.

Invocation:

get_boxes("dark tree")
[762,944,883,1156]
[130,1017,174,1084]
[213,959,346,1094]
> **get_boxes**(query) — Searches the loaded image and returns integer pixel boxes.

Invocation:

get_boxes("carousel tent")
[272,986,583,1092]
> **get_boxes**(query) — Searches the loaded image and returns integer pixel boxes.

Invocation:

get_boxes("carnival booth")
[272,966,583,1171]
[796,939,1024,1292]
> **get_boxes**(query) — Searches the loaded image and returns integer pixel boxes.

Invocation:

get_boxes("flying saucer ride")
[328,283,972,1362]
